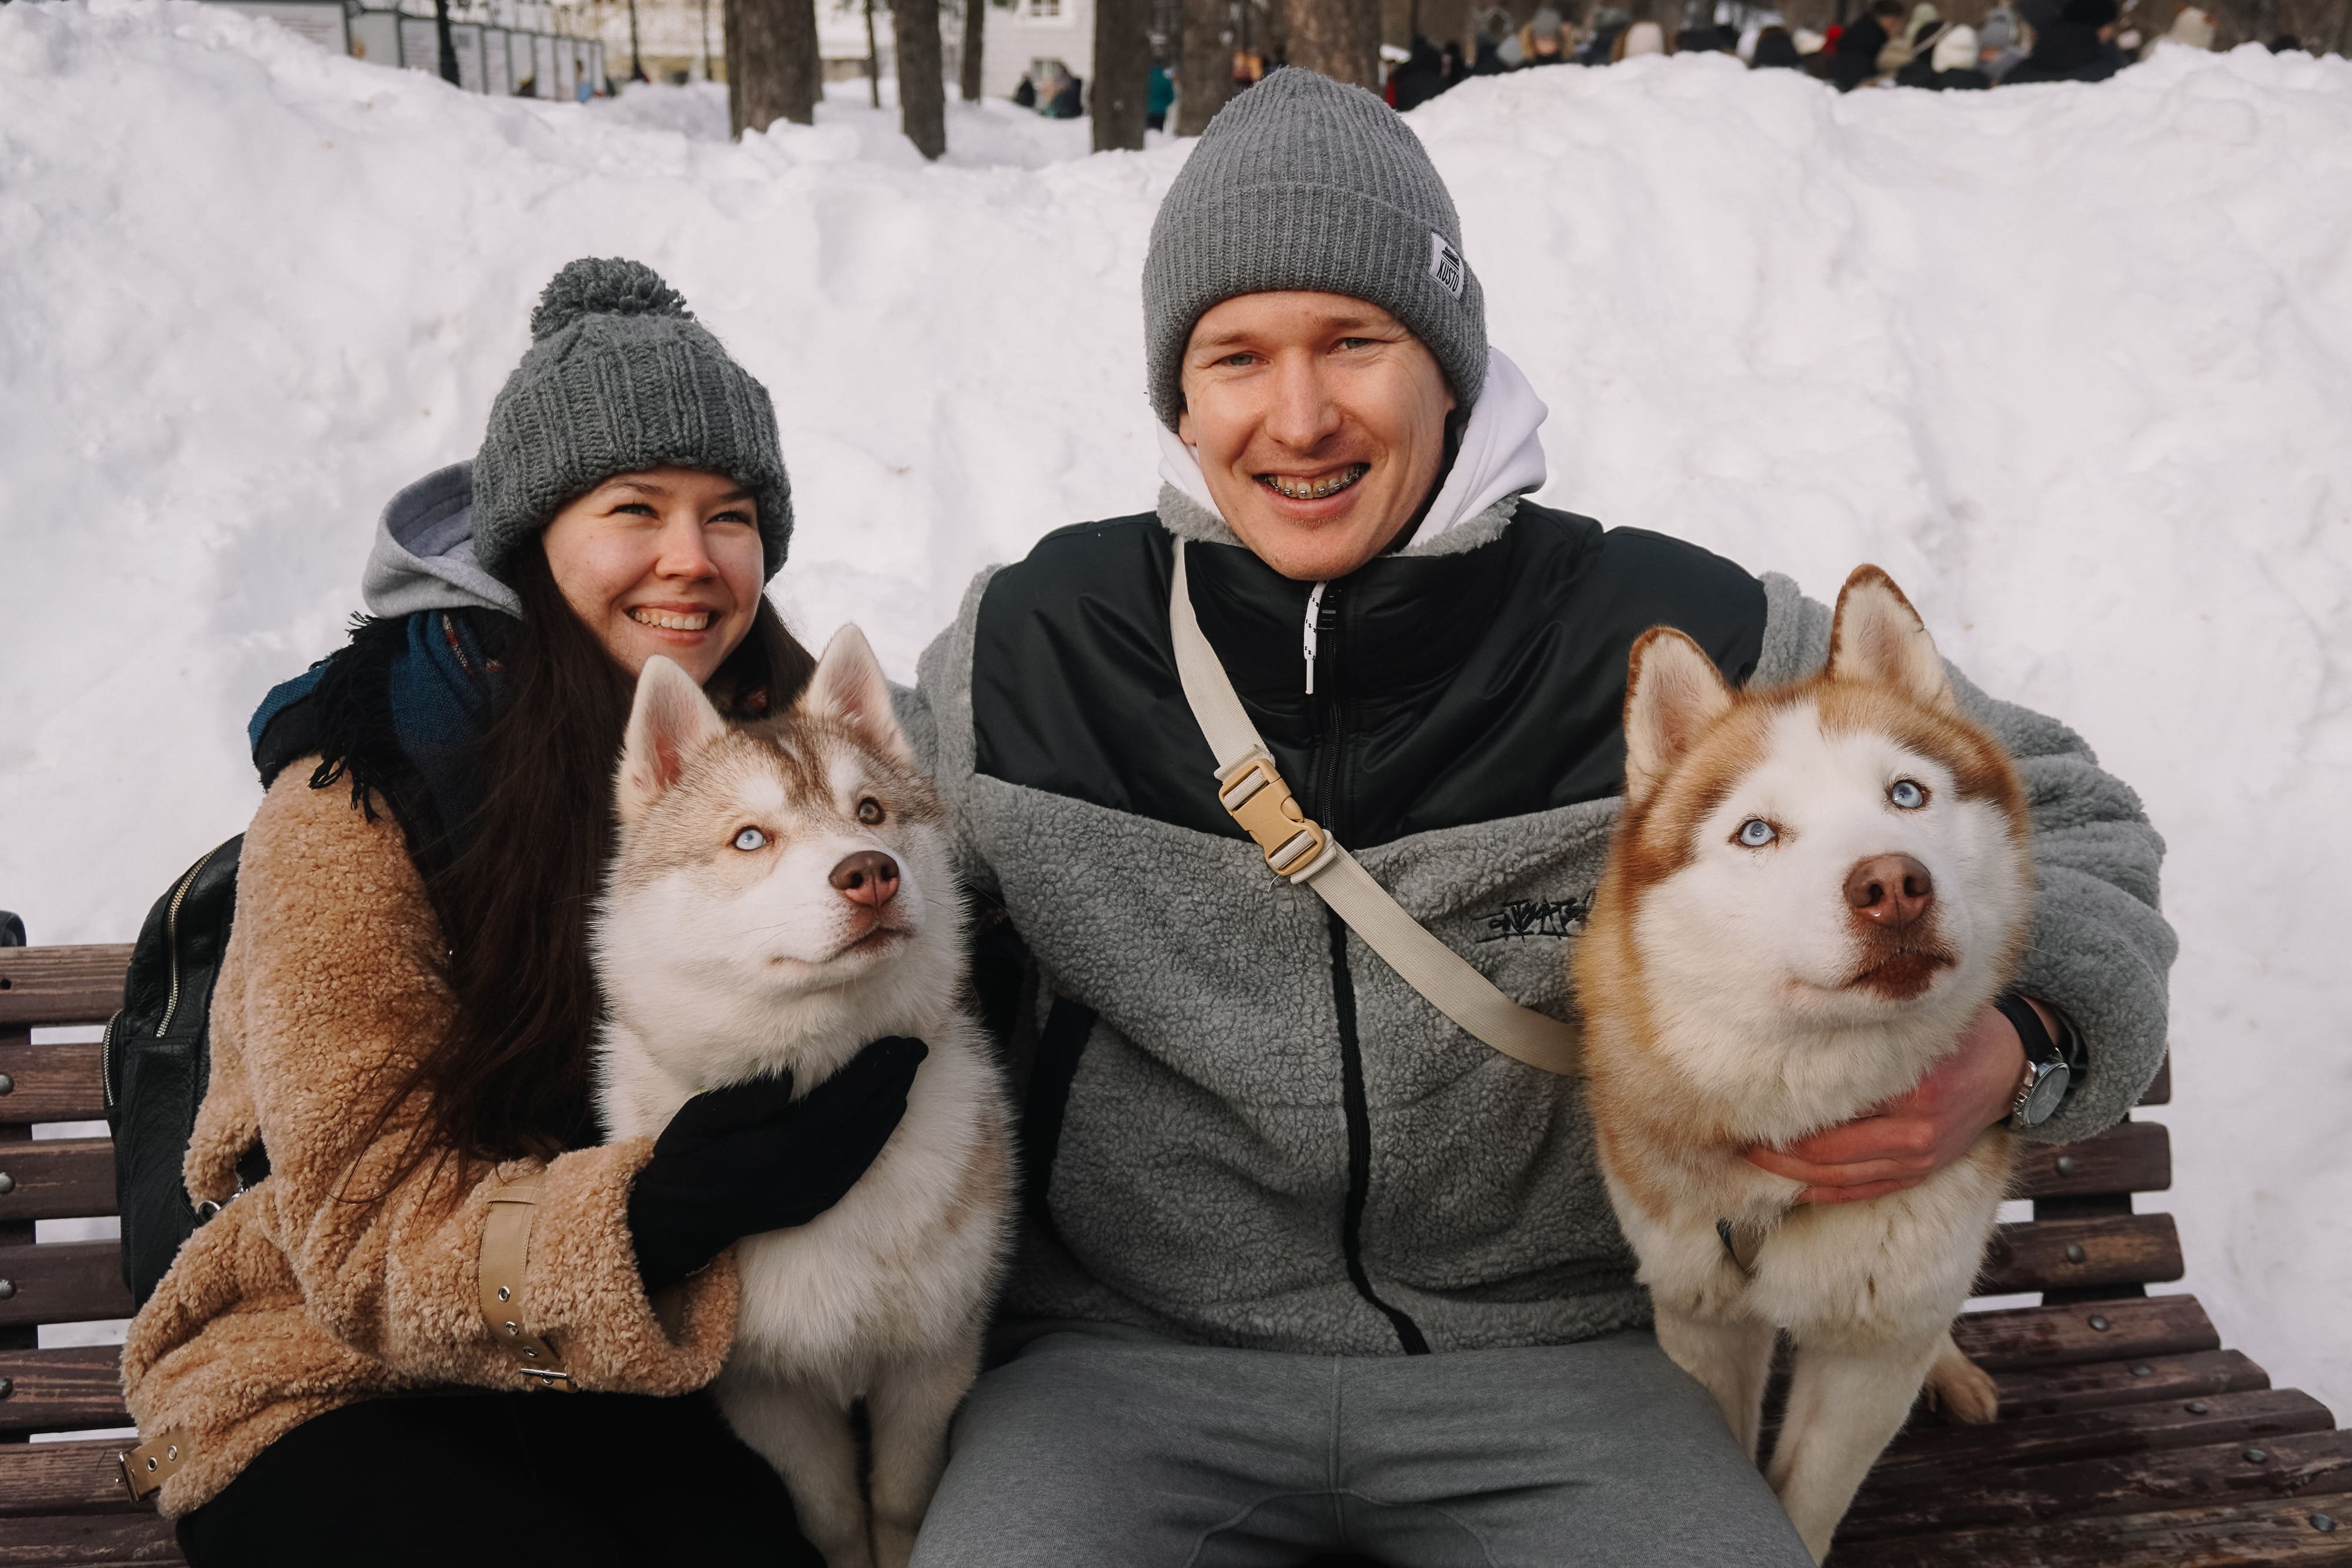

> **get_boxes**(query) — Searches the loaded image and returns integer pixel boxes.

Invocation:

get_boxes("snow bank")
[3,0,2349,1415]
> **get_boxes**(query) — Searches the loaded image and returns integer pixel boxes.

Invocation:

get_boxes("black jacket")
[1833,15,1890,88]
[2003,21,2124,82]
[970,503,1767,853]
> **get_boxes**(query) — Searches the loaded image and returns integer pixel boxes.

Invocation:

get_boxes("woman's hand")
[1741,1000,2050,1204]
[626,1035,929,1294]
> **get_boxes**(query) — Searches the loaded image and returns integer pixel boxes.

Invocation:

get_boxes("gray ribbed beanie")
[1142,69,1487,430]
[471,258,792,583]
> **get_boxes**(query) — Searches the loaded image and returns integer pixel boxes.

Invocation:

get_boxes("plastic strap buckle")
[1216,755,1331,880]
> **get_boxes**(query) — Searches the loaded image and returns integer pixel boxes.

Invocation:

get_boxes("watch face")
[2023,1063,2070,1125]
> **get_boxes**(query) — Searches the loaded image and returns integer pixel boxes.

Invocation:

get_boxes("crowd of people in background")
[1011,0,2302,131]
[1378,0,2277,104]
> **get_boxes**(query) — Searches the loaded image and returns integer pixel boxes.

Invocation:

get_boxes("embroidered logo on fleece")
[1428,233,1466,299]
[1476,897,1589,942]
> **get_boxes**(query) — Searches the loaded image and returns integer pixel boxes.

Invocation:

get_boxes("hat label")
[1428,233,1466,299]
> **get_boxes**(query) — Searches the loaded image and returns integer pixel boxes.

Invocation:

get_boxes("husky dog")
[592,629,1013,1568]
[1573,566,2032,1563]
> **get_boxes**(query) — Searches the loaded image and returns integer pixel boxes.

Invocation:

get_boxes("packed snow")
[3,0,2348,1419]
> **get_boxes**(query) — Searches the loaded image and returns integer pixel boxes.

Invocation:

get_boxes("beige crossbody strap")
[1169,541,1582,1078]
[479,1169,573,1389]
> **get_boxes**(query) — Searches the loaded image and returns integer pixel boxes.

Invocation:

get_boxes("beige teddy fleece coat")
[119,764,740,1517]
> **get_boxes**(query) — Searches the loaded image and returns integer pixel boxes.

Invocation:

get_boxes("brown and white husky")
[1573,566,2032,1562]
[592,628,1013,1568]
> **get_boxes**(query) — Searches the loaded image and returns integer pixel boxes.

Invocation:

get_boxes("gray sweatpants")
[908,1329,1813,1567]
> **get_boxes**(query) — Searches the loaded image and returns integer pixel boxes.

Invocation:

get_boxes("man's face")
[1177,292,1457,582]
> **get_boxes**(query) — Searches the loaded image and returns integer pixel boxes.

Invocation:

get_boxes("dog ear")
[801,624,914,768]
[617,656,730,826]
[1622,627,1732,805]
[1827,565,1955,711]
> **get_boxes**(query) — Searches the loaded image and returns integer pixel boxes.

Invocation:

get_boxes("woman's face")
[540,467,766,685]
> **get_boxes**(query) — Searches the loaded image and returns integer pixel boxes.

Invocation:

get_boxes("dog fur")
[592,628,1013,1568]
[1573,566,2031,1562]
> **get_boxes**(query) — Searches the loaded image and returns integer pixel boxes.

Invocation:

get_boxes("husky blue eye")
[1889,780,1927,810]
[733,827,767,851]
[1736,818,1776,848]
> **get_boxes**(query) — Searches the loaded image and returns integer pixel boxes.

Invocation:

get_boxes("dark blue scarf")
[248,610,504,869]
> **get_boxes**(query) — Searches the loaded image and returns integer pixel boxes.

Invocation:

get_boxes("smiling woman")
[543,467,770,684]
[113,259,906,1568]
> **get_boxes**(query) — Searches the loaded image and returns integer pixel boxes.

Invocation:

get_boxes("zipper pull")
[1303,581,1328,696]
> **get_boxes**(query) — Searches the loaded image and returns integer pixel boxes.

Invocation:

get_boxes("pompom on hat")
[471,258,793,584]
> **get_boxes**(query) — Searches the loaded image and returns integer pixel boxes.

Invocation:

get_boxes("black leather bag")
[102,836,268,1310]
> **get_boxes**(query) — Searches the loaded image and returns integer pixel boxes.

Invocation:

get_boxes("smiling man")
[901,69,2174,1566]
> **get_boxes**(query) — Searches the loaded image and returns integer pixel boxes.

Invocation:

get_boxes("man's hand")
[1741,1000,2051,1204]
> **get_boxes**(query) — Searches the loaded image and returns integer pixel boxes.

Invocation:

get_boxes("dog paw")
[1924,1340,2000,1425]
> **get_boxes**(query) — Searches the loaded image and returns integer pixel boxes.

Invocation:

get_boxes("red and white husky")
[593,630,1013,1568]
[1574,566,2031,1562]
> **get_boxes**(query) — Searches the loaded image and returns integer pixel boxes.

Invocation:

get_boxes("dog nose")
[1845,854,1934,929]
[830,851,900,908]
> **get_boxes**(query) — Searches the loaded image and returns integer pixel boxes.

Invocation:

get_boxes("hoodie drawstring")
[1304,582,1327,696]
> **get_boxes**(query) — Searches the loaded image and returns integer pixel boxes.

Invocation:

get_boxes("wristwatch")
[1995,992,2072,1129]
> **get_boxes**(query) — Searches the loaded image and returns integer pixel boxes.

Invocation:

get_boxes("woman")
[121,259,923,1566]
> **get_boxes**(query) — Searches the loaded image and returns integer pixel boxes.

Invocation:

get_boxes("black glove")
[627,1035,928,1296]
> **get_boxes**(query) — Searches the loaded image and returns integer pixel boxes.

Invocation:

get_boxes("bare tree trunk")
[726,0,745,125]
[897,0,949,156]
[1176,0,1233,131]
[433,0,460,84]
[866,0,883,105]
[1287,0,1379,86]
[730,0,820,133]
[1093,0,1152,148]
[961,0,987,97]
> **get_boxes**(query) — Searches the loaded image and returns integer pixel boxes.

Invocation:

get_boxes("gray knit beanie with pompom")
[470,258,793,583]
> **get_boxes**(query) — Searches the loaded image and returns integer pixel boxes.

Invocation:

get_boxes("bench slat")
[1983,1349,2271,1422]
[0,1511,181,1566]
[0,1242,132,1329]
[1844,1428,2352,1543]
[2137,1055,2171,1108]
[1976,1213,2184,1295]
[1872,1388,2335,1477]
[0,1139,116,1223]
[2012,1122,2170,1201]
[0,1039,109,1128]
[1952,1295,2219,1372]
[0,1346,129,1436]
[1828,1486,2352,1567]
[0,1439,142,1517]
[0,947,132,1033]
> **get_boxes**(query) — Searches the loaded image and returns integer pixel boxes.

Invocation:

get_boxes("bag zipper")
[155,842,228,1038]
[100,1009,123,1115]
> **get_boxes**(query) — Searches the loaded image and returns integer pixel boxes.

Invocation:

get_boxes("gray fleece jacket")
[916,498,2174,1358]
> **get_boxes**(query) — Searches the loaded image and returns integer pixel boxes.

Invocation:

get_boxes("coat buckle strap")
[480,1171,573,1390]
[120,1429,190,1503]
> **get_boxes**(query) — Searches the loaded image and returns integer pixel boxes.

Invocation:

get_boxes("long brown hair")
[368,543,814,1192]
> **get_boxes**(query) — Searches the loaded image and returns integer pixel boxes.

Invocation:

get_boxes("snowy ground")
[3,0,2348,1418]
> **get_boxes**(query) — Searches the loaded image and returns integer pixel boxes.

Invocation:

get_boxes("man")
[2002,0,2129,82]
[1833,0,1906,87]
[903,69,2172,1564]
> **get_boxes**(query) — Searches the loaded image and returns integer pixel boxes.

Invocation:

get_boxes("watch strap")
[1995,991,2072,1128]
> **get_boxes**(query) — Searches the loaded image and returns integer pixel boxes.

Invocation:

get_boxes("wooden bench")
[2,942,2346,1566]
